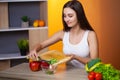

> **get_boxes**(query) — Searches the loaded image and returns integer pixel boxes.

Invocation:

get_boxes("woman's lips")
[66,22,71,25]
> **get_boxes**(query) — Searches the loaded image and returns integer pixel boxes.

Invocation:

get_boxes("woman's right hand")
[27,49,39,61]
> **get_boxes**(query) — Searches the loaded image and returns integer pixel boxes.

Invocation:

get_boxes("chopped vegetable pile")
[48,58,58,64]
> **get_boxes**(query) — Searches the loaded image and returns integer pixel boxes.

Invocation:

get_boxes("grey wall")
[0,31,28,54]
[9,2,40,27]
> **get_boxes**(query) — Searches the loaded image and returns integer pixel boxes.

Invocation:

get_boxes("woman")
[28,0,99,68]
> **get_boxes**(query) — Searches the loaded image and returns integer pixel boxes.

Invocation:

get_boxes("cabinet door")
[0,60,10,71]
[0,2,9,29]
[29,29,48,53]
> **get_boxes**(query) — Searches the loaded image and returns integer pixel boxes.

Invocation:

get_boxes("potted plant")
[21,16,29,28]
[17,39,29,56]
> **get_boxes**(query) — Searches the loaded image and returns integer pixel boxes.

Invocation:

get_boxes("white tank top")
[63,30,90,68]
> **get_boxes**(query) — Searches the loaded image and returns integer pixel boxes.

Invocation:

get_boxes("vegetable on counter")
[85,58,120,80]
[94,63,120,80]
[88,71,102,80]
[29,61,41,71]
[86,58,102,72]
[28,57,58,75]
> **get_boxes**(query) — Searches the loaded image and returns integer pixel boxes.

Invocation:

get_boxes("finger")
[33,53,39,61]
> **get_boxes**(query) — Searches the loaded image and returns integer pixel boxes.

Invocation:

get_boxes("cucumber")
[87,58,101,69]
[85,58,102,72]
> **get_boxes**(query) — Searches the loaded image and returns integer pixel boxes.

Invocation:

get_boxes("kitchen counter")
[0,63,88,80]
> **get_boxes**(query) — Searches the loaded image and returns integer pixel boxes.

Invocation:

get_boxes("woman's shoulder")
[54,30,65,39]
[88,30,97,36]
[87,30,97,40]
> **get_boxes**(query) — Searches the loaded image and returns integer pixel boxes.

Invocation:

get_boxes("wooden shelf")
[0,53,26,60]
[0,0,47,2]
[0,27,48,32]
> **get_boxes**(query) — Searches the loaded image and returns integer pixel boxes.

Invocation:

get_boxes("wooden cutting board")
[39,50,66,61]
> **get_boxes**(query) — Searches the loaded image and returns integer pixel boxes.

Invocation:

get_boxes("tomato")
[88,74,94,80]
[88,71,96,80]
[29,61,41,71]
[95,72,102,80]
[88,71,102,80]
[89,71,96,77]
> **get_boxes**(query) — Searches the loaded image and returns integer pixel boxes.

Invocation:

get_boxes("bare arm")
[28,30,64,60]
[68,31,99,64]
[36,30,64,52]
[88,31,99,59]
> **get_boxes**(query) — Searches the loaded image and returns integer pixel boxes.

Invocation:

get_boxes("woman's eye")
[69,15,73,17]
[63,14,73,18]
[68,14,73,18]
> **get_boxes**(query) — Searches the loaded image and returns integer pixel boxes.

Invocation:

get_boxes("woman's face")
[63,7,78,28]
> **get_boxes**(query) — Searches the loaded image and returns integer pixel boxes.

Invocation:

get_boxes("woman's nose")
[65,17,69,22]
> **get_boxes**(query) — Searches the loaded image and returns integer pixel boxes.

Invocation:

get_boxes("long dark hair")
[62,0,94,32]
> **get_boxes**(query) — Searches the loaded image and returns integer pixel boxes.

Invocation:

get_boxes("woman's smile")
[66,21,72,26]
[64,7,78,28]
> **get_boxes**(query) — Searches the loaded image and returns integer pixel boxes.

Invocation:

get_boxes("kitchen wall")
[48,0,120,69]
[100,0,120,70]
[48,0,69,51]
[81,0,120,70]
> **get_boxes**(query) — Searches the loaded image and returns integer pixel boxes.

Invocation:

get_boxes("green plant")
[17,39,29,55]
[17,39,29,50]
[21,16,29,22]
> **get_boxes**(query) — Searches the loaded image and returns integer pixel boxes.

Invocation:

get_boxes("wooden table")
[0,63,88,80]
